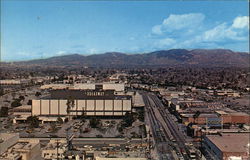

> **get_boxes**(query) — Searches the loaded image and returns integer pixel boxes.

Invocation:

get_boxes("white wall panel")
[32,100,40,115]
[41,100,50,115]
[59,100,67,115]
[50,100,59,115]
[105,100,113,111]
[78,100,86,110]
[123,100,131,111]
[114,100,122,110]
[86,100,95,110]
[96,100,104,111]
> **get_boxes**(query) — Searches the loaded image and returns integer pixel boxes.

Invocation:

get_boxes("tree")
[50,122,57,132]
[11,100,22,108]
[19,95,25,101]
[89,117,100,128]
[187,123,195,137]
[80,107,86,121]
[27,116,39,128]
[0,87,4,96]
[66,96,75,114]
[57,117,64,124]
[138,110,145,122]
[27,100,32,105]
[35,92,41,97]
[0,107,8,117]
[123,112,135,127]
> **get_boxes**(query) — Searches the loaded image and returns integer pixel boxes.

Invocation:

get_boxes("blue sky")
[1,0,249,61]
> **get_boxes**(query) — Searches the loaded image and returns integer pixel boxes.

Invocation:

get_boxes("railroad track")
[143,94,176,160]
[148,93,201,160]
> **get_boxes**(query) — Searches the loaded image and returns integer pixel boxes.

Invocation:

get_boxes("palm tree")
[66,96,75,119]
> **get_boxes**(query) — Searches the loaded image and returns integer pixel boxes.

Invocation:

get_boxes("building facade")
[32,90,132,117]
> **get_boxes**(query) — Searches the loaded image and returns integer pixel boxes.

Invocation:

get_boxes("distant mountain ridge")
[12,49,250,68]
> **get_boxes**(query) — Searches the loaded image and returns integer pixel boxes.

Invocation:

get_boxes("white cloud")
[151,14,249,51]
[202,22,248,42]
[232,16,249,29]
[156,38,176,48]
[56,51,67,55]
[162,13,205,31]
[152,25,162,35]
[152,13,205,35]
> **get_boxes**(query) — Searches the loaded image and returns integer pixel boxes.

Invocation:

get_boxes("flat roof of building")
[229,112,249,116]
[12,142,39,151]
[181,113,219,118]
[11,105,32,111]
[216,110,249,116]
[206,133,250,153]
[133,92,145,107]
[215,110,228,115]
[0,133,19,142]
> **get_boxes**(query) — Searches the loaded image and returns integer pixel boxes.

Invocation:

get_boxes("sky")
[1,0,249,61]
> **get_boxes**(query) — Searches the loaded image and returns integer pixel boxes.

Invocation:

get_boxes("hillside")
[11,49,250,68]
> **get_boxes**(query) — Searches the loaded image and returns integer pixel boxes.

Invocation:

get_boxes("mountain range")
[11,49,250,68]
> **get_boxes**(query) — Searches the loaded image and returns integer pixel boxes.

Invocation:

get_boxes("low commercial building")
[32,90,132,120]
[0,142,41,160]
[0,133,41,160]
[214,89,240,97]
[0,133,19,155]
[216,111,250,125]
[203,133,250,160]
[42,141,67,159]
[0,79,29,85]
[181,113,220,125]
[181,111,250,126]
[11,105,32,123]
[0,80,21,85]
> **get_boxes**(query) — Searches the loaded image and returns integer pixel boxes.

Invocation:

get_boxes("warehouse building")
[32,89,132,119]
[203,133,250,160]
